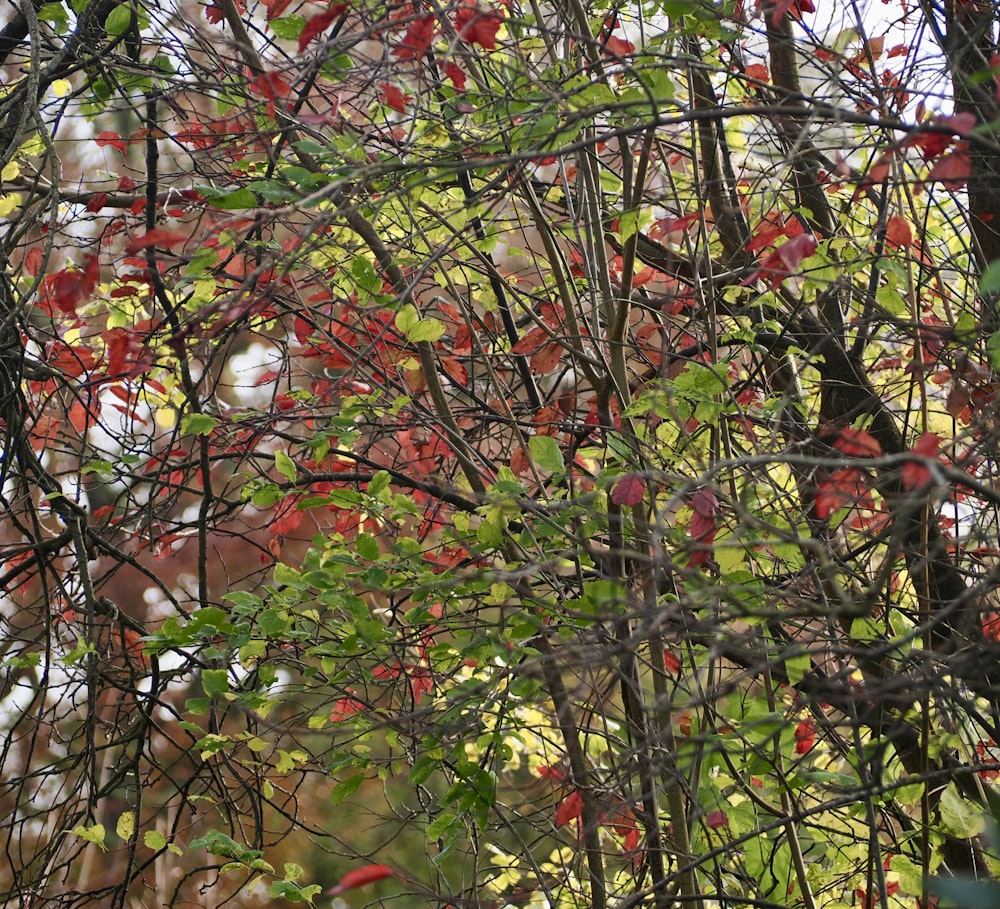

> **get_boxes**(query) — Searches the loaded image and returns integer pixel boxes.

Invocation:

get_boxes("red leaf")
[688,488,718,567]
[444,61,467,90]
[611,473,645,507]
[745,233,817,289]
[454,2,503,49]
[833,427,882,458]
[271,495,304,536]
[884,215,912,248]
[95,131,126,155]
[104,327,143,377]
[24,247,42,277]
[938,112,977,137]
[794,719,816,754]
[745,62,769,82]
[705,810,729,829]
[394,14,437,59]
[815,467,868,520]
[49,254,100,315]
[85,193,108,213]
[603,35,635,56]
[776,232,817,271]
[299,11,339,51]
[249,71,292,118]
[379,83,411,113]
[328,864,394,895]
[530,341,563,374]
[262,0,293,19]
[536,765,565,781]
[124,229,189,254]
[662,649,681,673]
[925,145,971,189]
[768,0,814,26]
[901,432,941,490]
[69,400,91,434]
[329,693,365,723]
[555,790,584,827]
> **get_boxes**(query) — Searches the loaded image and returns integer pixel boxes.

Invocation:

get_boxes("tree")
[1,0,1000,906]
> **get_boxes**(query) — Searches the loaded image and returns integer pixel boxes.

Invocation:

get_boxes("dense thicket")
[1,0,1000,907]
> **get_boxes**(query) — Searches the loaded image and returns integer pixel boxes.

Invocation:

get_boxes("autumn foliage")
[1,0,1000,907]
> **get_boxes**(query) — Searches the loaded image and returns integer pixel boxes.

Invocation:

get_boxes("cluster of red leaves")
[510,303,571,374]
[861,113,976,197]
[248,70,292,119]
[975,739,1000,781]
[761,0,815,26]
[454,1,503,49]
[744,215,817,288]
[372,2,491,103]
[855,882,899,909]
[815,468,872,521]
[814,428,884,522]
[554,790,642,854]
[372,638,435,703]
[330,690,367,722]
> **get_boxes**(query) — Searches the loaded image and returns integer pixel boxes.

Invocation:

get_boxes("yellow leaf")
[0,194,20,216]
[1,161,18,181]
[116,812,135,841]
[155,407,177,430]
[51,79,71,98]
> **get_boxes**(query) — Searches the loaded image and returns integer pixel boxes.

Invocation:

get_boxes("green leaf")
[144,830,167,850]
[274,450,297,482]
[617,208,641,242]
[105,4,132,37]
[396,303,445,342]
[940,783,985,837]
[190,830,243,858]
[350,256,380,293]
[270,880,323,902]
[785,652,811,686]
[426,812,457,840]
[180,413,218,436]
[356,533,379,560]
[988,331,1000,370]
[269,15,306,39]
[210,188,258,210]
[202,669,229,699]
[38,3,69,30]
[529,435,564,474]
[981,259,1000,295]
[72,823,107,851]
[330,772,365,805]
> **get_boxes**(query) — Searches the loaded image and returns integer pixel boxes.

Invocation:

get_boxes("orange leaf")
[884,215,912,248]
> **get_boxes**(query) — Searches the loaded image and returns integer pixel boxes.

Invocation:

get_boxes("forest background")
[1,0,1000,907]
